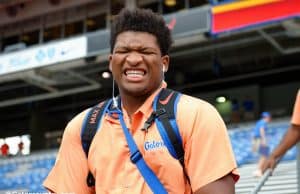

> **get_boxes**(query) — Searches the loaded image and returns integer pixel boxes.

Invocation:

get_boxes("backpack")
[81,88,188,188]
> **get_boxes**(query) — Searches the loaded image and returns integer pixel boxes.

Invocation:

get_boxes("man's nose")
[126,52,142,66]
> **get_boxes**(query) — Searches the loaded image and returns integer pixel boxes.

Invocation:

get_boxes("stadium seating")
[0,150,56,193]
[0,120,297,192]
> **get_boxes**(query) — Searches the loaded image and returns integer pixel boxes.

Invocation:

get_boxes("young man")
[44,8,239,194]
[252,112,271,177]
[261,90,300,173]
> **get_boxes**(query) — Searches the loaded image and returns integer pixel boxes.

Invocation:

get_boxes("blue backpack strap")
[154,88,184,164]
[81,99,112,187]
[118,110,168,194]
[154,89,191,183]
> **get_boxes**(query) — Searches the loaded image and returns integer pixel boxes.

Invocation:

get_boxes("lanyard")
[115,107,168,194]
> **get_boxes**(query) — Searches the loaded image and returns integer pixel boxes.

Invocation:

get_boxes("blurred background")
[0,0,299,193]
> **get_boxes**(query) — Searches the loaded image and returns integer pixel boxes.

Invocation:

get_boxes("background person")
[1,140,9,157]
[252,112,272,177]
[261,90,300,175]
[17,138,24,156]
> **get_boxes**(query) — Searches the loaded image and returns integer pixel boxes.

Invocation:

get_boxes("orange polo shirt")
[44,84,239,194]
[291,89,300,125]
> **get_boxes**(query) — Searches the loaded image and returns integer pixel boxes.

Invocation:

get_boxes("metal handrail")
[249,157,282,194]
[250,168,272,194]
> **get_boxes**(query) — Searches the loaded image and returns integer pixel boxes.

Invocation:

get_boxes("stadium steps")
[236,160,298,194]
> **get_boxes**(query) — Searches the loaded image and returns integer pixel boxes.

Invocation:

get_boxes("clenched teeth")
[125,70,145,76]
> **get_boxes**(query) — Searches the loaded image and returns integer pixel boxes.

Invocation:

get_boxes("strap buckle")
[155,108,166,116]
[142,111,157,132]
[130,150,142,164]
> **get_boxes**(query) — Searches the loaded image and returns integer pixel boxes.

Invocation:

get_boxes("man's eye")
[142,51,155,55]
[115,50,127,54]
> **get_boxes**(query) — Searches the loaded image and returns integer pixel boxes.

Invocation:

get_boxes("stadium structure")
[0,0,300,193]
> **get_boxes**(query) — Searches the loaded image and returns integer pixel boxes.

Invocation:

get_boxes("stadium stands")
[0,150,56,193]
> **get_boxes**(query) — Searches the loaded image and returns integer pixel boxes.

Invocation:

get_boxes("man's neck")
[119,83,164,118]
[120,94,148,119]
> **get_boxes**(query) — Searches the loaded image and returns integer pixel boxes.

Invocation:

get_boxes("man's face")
[109,31,169,98]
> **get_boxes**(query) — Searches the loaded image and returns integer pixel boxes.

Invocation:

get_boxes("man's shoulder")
[177,93,217,114]
[179,93,212,106]
[255,119,262,124]
[256,119,267,127]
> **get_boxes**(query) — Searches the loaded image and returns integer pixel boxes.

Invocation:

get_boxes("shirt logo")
[159,91,174,105]
[144,140,165,151]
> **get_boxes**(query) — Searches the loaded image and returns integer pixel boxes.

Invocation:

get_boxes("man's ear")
[161,55,170,72]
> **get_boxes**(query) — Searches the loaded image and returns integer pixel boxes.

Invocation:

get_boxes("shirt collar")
[138,81,167,116]
[106,81,167,122]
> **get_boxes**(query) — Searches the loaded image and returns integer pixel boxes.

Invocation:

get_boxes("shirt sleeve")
[177,96,239,192]
[291,90,300,125]
[43,109,94,194]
